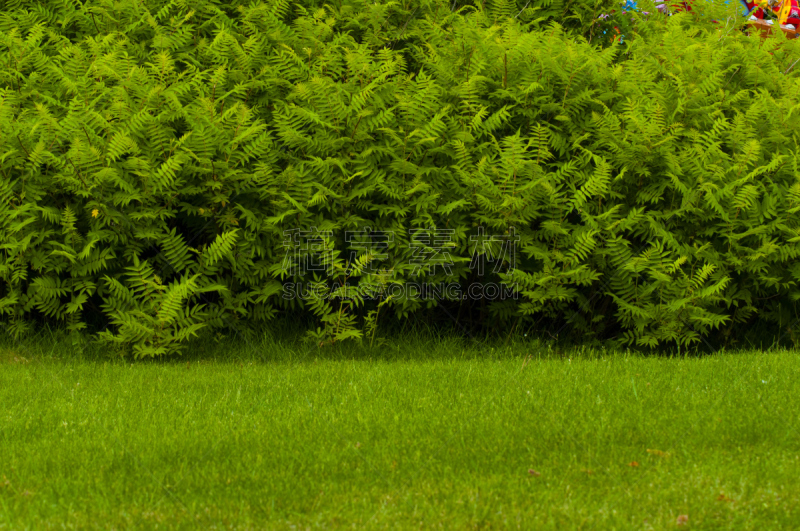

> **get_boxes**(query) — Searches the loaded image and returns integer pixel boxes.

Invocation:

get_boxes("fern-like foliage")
[1,0,798,354]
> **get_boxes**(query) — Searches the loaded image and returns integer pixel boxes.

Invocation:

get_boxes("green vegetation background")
[2,0,800,356]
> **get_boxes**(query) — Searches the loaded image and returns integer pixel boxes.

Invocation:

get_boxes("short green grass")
[1,334,799,529]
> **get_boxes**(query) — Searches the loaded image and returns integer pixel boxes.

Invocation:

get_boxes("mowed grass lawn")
[1,335,799,530]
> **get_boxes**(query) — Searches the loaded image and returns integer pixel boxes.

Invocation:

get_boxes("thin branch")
[785,56,800,75]
[389,7,418,50]
[89,10,100,34]
[82,125,93,146]
[65,156,89,189]
[16,135,31,159]
[515,0,531,19]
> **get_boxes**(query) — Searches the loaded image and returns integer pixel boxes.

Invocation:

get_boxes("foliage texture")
[1,0,799,355]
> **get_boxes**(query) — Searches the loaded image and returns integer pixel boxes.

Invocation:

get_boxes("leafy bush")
[1,0,799,356]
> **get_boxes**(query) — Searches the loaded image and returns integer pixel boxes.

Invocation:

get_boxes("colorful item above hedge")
[746,0,800,28]
[622,0,693,11]
[623,0,755,15]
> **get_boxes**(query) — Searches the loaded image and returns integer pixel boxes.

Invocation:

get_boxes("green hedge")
[1,0,800,356]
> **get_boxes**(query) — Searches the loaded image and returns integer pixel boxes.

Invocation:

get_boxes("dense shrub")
[1,0,799,356]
